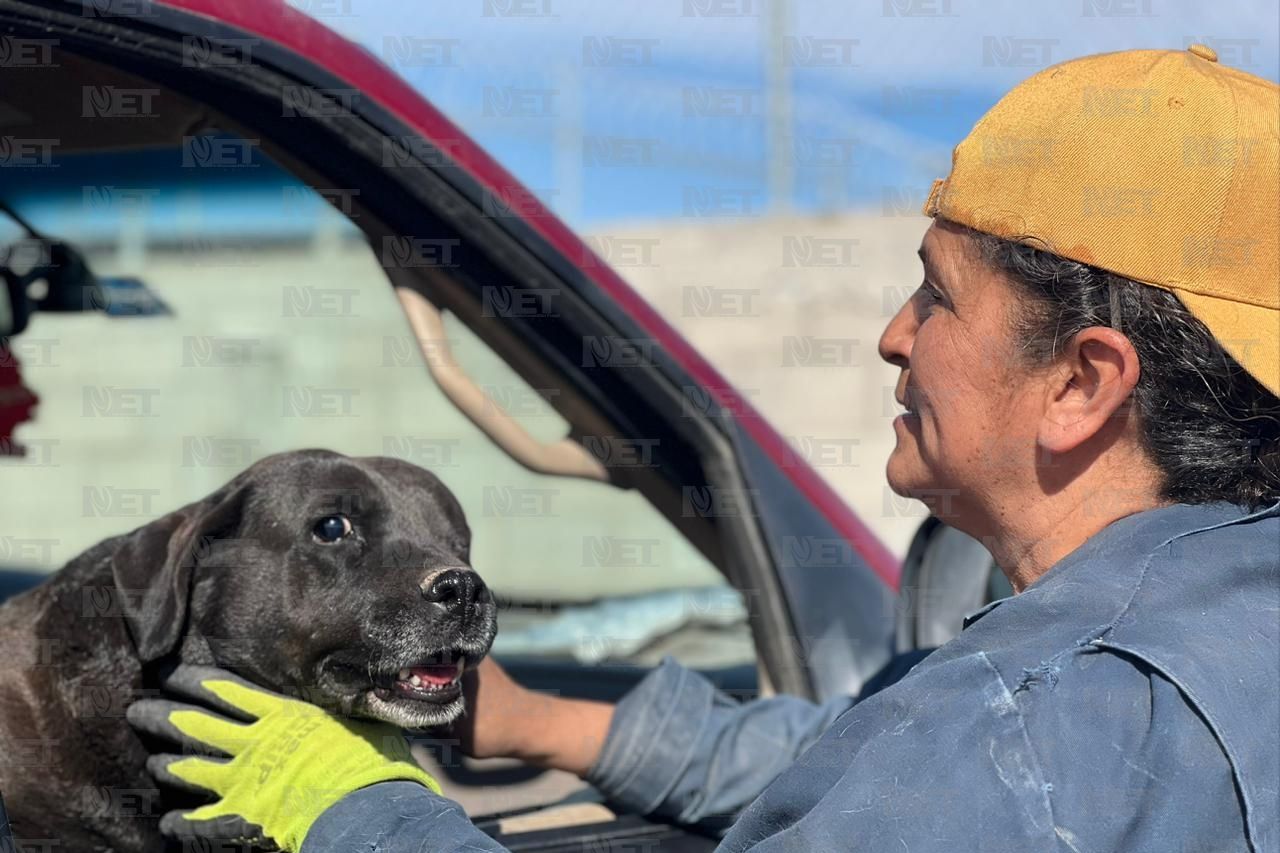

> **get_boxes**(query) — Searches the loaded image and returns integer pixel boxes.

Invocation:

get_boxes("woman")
[131,46,1279,852]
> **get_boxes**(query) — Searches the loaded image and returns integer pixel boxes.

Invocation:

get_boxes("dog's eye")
[312,515,352,544]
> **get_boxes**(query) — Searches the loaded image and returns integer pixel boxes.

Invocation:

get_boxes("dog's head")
[109,448,497,728]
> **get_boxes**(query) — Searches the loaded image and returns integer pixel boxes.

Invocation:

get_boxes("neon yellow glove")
[128,665,441,852]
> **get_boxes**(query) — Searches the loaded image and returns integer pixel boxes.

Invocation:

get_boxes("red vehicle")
[0,1,997,848]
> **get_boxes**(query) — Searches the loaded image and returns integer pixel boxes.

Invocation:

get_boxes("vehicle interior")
[0,20,771,845]
[0,6,1000,849]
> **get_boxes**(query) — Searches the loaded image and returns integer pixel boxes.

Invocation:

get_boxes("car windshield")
[0,141,752,670]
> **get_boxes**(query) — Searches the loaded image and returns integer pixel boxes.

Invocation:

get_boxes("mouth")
[374,651,466,704]
[347,649,475,729]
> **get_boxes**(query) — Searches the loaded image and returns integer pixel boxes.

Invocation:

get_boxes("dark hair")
[969,227,1280,510]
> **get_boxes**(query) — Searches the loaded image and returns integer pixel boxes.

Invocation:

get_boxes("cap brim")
[1174,289,1280,398]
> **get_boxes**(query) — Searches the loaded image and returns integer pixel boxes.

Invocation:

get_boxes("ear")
[1038,327,1141,454]
[110,486,246,663]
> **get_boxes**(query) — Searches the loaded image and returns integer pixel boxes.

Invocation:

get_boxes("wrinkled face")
[877,220,1046,523]
[187,451,496,728]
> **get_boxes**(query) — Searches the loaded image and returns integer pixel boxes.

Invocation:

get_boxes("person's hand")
[128,665,441,852]
[450,655,535,759]
[448,656,615,778]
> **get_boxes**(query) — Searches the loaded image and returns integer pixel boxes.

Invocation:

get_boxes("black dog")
[0,449,497,852]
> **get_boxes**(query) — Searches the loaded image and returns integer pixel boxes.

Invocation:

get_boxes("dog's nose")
[420,568,487,614]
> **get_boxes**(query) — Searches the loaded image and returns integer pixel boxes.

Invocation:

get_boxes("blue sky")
[7,0,1276,242]
[305,0,1279,228]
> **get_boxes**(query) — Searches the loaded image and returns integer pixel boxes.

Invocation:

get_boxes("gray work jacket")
[305,501,1280,852]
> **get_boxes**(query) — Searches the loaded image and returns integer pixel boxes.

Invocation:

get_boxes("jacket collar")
[962,500,1280,631]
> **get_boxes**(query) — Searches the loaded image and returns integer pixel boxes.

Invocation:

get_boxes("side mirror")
[2,200,106,330]
[1,238,106,334]
[1,266,32,338]
[23,240,104,314]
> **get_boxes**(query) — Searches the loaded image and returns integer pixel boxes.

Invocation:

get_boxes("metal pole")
[554,61,584,228]
[766,0,793,213]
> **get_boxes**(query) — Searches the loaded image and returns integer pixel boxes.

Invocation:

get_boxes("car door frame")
[3,0,902,702]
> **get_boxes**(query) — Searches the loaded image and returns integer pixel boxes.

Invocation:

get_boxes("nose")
[877,290,918,369]
[420,568,488,615]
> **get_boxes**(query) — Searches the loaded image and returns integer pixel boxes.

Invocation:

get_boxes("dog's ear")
[110,486,246,663]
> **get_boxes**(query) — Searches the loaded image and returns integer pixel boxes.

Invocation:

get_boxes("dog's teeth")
[398,668,411,681]
[409,674,422,686]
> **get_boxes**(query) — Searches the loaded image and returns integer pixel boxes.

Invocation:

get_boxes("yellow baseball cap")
[924,45,1280,397]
